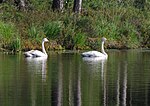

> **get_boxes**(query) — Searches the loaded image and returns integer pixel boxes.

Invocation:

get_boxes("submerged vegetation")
[0,0,150,51]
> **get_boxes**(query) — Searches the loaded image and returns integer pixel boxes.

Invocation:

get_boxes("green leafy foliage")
[73,33,86,47]
[29,0,50,11]
[0,21,15,41]
[43,21,62,39]
[0,21,21,51]
[28,25,39,38]
[9,37,21,51]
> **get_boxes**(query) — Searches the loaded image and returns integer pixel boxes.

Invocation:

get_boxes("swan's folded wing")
[31,50,46,57]
[82,51,93,57]
[82,51,104,57]
[24,50,35,57]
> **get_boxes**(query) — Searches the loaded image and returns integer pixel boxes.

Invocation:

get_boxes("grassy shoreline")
[0,1,150,52]
[0,38,149,53]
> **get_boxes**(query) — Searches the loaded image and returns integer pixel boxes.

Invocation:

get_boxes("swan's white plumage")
[24,50,34,57]
[82,51,105,57]
[24,38,49,58]
[82,37,108,59]
[30,50,47,57]
[82,56,107,62]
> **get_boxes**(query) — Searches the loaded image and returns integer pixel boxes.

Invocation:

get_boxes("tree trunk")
[14,0,26,10]
[73,0,82,13]
[0,0,6,3]
[52,0,64,11]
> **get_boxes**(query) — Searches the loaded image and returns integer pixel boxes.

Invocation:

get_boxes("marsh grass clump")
[28,25,39,38]
[0,21,16,41]
[0,21,21,51]
[9,37,21,51]
[43,21,62,39]
[73,32,87,49]
[27,25,44,43]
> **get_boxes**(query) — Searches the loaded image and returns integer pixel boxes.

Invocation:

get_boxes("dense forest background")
[0,0,150,52]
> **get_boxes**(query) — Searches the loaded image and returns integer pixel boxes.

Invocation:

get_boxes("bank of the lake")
[0,1,150,51]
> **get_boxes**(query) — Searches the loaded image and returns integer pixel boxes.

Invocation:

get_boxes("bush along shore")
[0,1,150,52]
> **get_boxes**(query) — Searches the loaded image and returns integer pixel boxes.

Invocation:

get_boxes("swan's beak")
[102,37,107,41]
[43,38,49,42]
[46,39,49,42]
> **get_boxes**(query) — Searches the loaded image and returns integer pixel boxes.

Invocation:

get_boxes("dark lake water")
[0,50,150,106]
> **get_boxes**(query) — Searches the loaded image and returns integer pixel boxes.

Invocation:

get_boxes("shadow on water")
[50,53,82,106]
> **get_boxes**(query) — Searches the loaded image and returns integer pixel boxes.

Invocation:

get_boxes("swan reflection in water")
[82,57,107,63]
[82,56,107,105]
[83,57,128,106]
[82,57,107,78]
[25,57,48,106]
[25,57,48,81]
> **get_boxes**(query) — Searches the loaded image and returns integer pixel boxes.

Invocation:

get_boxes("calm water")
[0,50,150,106]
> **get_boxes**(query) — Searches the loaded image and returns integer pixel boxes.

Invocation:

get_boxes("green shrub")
[142,25,150,47]
[0,21,16,42]
[43,21,62,39]
[0,3,17,20]
[0,21,21,51]
[27,24,46,43]
[119,22,140,48]
[73,33,86,47]
[29,0,50,11]
[28,25,40,38]
[96,19,119,40]
[62,26,75,49]
[9,37,21,51]
[76,17,97,37]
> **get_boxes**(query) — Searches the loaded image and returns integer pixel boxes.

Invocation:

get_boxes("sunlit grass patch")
[0,21,16,41]
[0,21,21,51]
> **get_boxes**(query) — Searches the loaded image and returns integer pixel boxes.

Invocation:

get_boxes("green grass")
[0,0,150,51]
[9,37,21,51]
[73,32,87,49]
[43,21,62,39]
[0,21,15,41]
[0,21,21,51]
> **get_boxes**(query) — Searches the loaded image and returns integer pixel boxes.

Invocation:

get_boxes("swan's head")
[43,38,49,42]
[101,37,107,42]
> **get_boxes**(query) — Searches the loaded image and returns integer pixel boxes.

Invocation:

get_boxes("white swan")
[24,38,49,58]
[81,37,108,59]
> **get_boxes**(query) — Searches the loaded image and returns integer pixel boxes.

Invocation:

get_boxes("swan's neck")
[42,41,47,55]
[101,41,107,56]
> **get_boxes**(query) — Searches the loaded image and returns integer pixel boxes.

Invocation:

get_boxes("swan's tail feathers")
[24,50,34,57]
[81,53,95,57]
[24,52,32,57]
[81,53,88,57]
